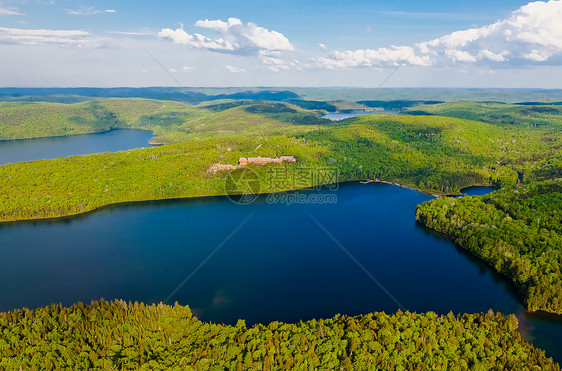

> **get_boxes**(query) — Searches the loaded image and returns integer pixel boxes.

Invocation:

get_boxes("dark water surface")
[0,129,154,165]
[0,182,560,361]
[322,110,400,121]
[460,186,497,196]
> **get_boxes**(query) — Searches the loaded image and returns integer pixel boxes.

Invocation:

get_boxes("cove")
[0,182,560,362]
[0,129,154,166]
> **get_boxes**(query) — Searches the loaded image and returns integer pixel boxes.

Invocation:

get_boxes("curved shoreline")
[371,179,442,197]
[0,179,454,225]
[0,182,344,225]
[0,127,155,144]
[415,220,562,317]
[1,178,561,363]
[2,180,551,320]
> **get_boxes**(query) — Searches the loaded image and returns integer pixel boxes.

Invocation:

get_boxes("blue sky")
[1,0,561,87]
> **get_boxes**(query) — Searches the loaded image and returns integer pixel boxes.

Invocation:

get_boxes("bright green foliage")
[416,180,562,314]
[0,136,328,222]
[0,301,558,370]
[406,101,562,128]
[0,101,122,140]
[0,99,193,141]
[0,99,326,144]
[302,113,560,193]
[1,99,561,368]
[178,103,325,140]
[1,104,560,222]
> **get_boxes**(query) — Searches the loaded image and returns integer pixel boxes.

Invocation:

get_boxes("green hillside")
[0,99,193,141]
[405,101,562,127]
[1,108,560,222]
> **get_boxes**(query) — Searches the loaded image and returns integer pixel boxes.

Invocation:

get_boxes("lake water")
[323,110,400,121]
[0,182,560,362]
[0,129,154,166]
[460,186,497,196]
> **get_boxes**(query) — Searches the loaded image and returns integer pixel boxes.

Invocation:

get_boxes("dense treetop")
[416,180,562,314]
[0,300,558,370]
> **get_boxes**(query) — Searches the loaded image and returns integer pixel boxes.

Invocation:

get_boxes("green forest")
[0,97,561,368]
[0,300,558,370]
[416,180,562,314]
[0,100,560,222]
[404,101,562,127]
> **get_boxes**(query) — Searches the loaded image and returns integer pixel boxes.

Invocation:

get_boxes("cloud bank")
[0,27,97,47]
[316,0,562,69]
[159,17,294,55]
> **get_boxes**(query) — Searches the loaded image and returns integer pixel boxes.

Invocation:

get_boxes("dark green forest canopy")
[0,300,558,370]
[416,180,562,314]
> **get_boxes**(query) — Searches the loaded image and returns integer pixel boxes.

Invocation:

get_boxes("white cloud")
[315,46,433,69]
[159,17,294,55]
[316,0,562,69]
[182,66,195,71]
[66,7,117,15]
[0,27,99,47]
[477,49,508,62]
[225,65,246,73]
[319,43,326,50]
[169,68,177,73]
[158,27,237,51]
[524,49,550,61]
[195,18,241,32]
[258,50,299,72]
[445,49,477,63]
[0,8,24,15]
[423,0,562,64]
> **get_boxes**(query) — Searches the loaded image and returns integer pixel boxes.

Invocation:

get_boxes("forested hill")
[0,300,558,370]
[0,87,300,104]
[404,101,562,127]
[0,100,560,222]
[416,180,562,314]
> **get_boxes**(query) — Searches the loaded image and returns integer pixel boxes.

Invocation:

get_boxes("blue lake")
[0,182,560,362]
[0,129,154,165]
[323,110,400,121]
[460,186,497,197]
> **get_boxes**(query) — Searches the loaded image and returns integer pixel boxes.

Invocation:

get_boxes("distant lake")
[323,110,400,121]
[0,182,560,362]
[0,129,154,166]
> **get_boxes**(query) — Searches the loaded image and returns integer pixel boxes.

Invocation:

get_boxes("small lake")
[323,110,400,121]
[0,129,154,166]
[0,183,560,362]
[460,186,497,197]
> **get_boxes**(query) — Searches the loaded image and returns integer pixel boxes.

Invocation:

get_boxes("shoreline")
[0,179,455,225]
[415,216,562,317]
[371,179,442,198]
[0,127,155,144]
[5,178,549,318]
